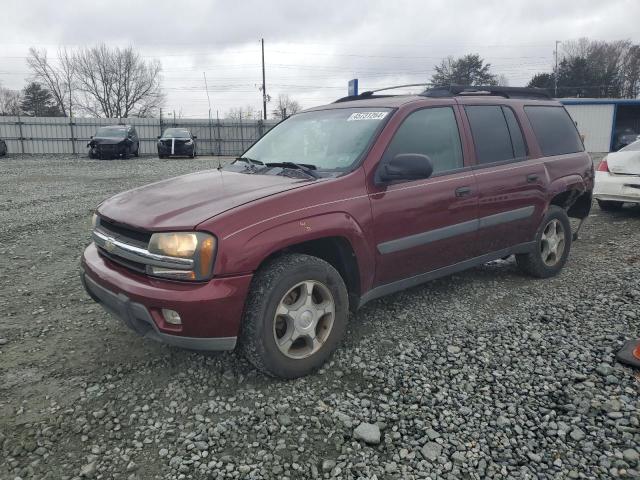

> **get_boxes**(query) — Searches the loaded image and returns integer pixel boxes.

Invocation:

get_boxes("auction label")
[347,112,388,121]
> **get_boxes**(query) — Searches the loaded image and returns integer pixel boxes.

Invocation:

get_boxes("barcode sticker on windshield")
[347,112,388,121]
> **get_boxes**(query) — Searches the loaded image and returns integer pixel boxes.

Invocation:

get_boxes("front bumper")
[81,243,253,351]
[157,142,194,156]
[90,144,127,158]
[594,171,640,203]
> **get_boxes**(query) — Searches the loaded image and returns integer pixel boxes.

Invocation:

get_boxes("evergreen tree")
[20,82,62,116]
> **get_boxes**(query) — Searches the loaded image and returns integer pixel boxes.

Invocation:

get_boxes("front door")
[368,106,479,287]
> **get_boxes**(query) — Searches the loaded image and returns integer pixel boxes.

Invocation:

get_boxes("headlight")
[91,213,99,229]
[147,232,216,281]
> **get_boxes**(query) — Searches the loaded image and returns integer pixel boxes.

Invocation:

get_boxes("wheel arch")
[548,174,592,219]
[254,235,362,310]
[219,212,373,309]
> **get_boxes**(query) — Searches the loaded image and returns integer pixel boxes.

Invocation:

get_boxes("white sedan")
[594,140,640,210]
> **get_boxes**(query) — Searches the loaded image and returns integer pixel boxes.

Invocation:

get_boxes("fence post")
[69,117,76,155]
[208,111,213,156]
[239,114,244,155]
[17,115,25,156]
[216,113,222,156]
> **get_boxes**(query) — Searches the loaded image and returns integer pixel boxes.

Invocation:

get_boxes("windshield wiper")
[265,161,320,179]
[235,156,264,166]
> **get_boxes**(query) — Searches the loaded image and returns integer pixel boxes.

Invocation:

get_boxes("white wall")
[563,104,614,153]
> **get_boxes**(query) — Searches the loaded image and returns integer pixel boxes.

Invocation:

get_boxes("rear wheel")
[516,205,572,278]
[134,146,139,157]
[597,199,624,211]
[241,254,348,378]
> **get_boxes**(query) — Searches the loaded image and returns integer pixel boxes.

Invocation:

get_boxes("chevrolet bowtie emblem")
[104,237,116,252]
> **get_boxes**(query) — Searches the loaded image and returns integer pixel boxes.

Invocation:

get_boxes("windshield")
[620,139,640,152]
[240,107,392,172]
[96,127,127,138]
[162,128,191,139]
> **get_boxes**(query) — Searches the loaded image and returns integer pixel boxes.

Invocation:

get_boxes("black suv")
[88,125,140,159]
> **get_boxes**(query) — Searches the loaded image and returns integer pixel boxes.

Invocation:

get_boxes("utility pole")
[261,38,267,120]
[554,40,561,97]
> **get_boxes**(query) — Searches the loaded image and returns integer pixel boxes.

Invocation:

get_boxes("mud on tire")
[240,254,349,378]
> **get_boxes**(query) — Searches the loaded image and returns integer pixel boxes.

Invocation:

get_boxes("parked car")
[613,127,640,151]
[0,138,7,156]
[594,139,640,210]
[81,85,593,378]
[88,125,140,159]
[157,128,197,158]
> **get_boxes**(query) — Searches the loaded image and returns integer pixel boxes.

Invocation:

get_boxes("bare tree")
[0,83,22,116]
[27,48,74,116]
[73,44,163,118]
[226,105,260,120]
[271,94,301,120]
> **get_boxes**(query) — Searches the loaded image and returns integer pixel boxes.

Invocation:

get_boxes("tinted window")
[524,106,583,156]
[503,107,527,158]
[465,106,515,164]
[384,107,463,175]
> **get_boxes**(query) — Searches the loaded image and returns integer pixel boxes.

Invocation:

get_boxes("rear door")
[368,105,479,287]
[462,103,548,254]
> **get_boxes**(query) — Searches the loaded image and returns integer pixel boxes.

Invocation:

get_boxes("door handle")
[455,186,472,197]
[526,174,539,183]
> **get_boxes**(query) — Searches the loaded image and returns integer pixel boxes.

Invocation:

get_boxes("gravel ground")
[1,155,639,480]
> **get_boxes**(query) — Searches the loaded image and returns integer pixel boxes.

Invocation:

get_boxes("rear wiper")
[265,161,320,179]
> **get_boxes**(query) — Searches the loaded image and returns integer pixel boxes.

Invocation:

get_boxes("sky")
[1,0,639,118]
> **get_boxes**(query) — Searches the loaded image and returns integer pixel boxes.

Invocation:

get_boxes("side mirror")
[192,135,197,139]
[90,135,94,139]
[376,153,434,185]
[157,135,161,139]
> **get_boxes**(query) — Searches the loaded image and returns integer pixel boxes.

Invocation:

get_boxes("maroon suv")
[82,86,593,378]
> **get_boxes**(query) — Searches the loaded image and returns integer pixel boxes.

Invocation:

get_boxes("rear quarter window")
[524,106,584,156]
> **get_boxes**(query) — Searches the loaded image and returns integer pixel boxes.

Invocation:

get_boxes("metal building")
[560,98,640,153]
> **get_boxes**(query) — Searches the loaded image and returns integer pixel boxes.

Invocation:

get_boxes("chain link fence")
[0,116,278,156]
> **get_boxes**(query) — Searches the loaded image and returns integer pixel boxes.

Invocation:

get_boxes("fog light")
[162,309,182,325]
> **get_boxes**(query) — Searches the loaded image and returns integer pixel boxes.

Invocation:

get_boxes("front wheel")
[240,254,349,378]
[597,199,624,211]
[516,205,572,278]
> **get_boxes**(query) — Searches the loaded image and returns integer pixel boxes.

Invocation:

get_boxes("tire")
[516,205,572,278]
[240,254,349,378]
[134,146,139,157]
[597,199,624,211]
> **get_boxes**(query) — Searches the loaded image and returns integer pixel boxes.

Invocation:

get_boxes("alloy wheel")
[540,219,565,266]
[272,280,335,359]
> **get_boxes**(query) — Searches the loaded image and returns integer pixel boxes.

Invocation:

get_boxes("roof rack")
[334,83,432,103]
[422,85,552,100]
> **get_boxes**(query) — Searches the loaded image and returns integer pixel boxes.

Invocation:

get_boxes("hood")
[90,137,127,145]
[97,170,312,230]
[607,151,640,175]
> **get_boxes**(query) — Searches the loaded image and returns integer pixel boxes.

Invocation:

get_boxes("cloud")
[1,0,638,117]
